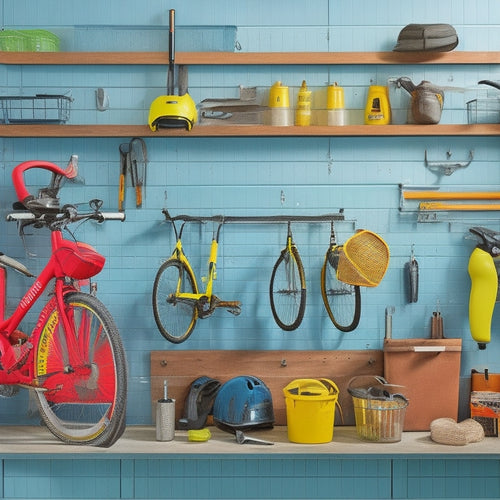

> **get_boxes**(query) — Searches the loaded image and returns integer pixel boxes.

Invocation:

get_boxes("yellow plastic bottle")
[327,82,346,125]
[295,80,312,126]
[468,247,498,349]
[269,81,291,126]
[364,85,391,125]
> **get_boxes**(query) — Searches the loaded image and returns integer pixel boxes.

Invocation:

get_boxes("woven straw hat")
[336,230,390,287]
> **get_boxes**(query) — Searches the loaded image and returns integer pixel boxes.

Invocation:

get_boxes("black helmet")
[177,376,221,430]
[213,375,274,433]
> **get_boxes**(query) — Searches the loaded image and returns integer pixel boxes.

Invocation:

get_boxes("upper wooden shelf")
[1,124,499,138]
[1,51,500,65]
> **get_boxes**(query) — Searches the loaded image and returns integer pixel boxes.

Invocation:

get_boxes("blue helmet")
[213,376,274,432]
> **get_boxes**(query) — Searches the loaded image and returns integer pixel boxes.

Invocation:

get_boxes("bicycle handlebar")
[6,204,125,226]
[12,158,78,206]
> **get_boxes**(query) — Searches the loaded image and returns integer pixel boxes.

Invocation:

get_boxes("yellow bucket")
[283,378,339,444]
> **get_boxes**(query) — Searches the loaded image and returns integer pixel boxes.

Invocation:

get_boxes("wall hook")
[424,150,474,176]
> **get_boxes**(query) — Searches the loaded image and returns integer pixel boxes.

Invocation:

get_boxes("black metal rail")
[162,208,346,224]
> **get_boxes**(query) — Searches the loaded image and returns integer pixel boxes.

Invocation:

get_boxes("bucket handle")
[347,375,388,391]
[318,378,340,395]
[284,378,339,396]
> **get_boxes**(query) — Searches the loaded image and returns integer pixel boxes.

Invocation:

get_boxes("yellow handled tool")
[468,247,497,349]
[420,202,500,211]
[118,142,129,212]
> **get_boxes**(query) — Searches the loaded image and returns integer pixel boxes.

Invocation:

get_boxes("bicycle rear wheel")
[152,258,198,343]
[35,292,128,447]
[321,246,361,332]
[269,246,307,331]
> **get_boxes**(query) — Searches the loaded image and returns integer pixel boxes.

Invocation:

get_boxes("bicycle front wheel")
[321,246,361,332]
[152,259,198,343]
[269,246,307,331]
[35,292,128,447]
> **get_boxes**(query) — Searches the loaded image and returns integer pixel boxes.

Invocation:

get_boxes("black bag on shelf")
[393,23,458,52]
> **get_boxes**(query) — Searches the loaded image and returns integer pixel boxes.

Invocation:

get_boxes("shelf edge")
[1,124,499,138]
[1,51,500,65]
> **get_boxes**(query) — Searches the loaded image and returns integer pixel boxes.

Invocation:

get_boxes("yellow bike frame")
[171,223,221,307]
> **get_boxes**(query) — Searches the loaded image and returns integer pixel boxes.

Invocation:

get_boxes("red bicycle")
[0,156,127,447]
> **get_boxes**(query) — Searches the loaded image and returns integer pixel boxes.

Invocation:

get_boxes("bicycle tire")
[35,292,128,447]
[321,246,361,332]
[269,245,307,331]
[152,258,198,343]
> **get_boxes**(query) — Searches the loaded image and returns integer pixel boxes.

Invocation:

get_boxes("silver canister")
[156,380,175,441]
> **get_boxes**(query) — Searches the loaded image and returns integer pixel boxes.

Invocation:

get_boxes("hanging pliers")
[118,137,148,212]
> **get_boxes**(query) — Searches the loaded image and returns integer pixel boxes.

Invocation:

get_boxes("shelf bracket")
[424,150,474,176]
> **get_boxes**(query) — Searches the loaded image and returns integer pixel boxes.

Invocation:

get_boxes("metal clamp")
[424,150,474,176]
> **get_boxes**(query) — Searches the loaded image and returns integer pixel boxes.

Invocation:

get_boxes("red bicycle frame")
[0,160,104,384]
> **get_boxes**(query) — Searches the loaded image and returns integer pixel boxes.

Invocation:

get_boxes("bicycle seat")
[470,227,500,256]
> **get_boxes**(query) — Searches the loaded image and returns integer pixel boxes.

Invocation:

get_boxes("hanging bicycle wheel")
[321,246,361,332]
[269,245,307,331]
[152,258,198,343]
[35,292,128,447]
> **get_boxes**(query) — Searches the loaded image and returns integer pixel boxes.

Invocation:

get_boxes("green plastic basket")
[23,30,60,51]
[0,30,30,51]
[0,29,59,52]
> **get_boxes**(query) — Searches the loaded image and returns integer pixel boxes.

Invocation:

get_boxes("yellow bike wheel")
[152,258,198,343]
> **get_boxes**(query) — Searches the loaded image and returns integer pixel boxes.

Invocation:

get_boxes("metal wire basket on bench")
[0,94,73,124]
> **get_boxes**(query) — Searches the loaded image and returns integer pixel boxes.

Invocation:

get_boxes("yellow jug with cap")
[269,81,290,108]
[269,81,291,126]
[364,85,391,125]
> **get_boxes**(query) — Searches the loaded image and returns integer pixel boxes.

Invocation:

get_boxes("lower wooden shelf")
[0,124,499,138]
[0,425,498,457]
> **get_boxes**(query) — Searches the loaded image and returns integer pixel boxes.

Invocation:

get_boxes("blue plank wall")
[0,0,500,499]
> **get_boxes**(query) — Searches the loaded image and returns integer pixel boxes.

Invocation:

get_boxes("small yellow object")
[295,80,312,126]
[188,428,212,442]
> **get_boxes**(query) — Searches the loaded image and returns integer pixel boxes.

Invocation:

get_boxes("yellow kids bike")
[152,211,241,343]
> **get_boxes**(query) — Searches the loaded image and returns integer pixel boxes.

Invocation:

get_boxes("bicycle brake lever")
[17,220,37,258]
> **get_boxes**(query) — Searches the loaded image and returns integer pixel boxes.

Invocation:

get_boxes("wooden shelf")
[1,51,500,65]
[1,124,499,138]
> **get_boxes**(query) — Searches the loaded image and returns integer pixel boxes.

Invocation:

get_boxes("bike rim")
[153,259,198,343]
[321,250,361,332]
[35,294,126,445]
[270,247,306,331]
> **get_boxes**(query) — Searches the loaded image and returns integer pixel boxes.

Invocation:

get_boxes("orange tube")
[404,191,500,200]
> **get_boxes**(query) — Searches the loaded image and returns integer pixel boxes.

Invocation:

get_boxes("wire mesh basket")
[348,376,408,443]
[0,94,73,124]
[351,394,408,442]
[466,98,500,124]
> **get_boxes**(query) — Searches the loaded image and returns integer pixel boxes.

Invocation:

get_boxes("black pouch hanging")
[404,247,419,303]
[394,24,458,52]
